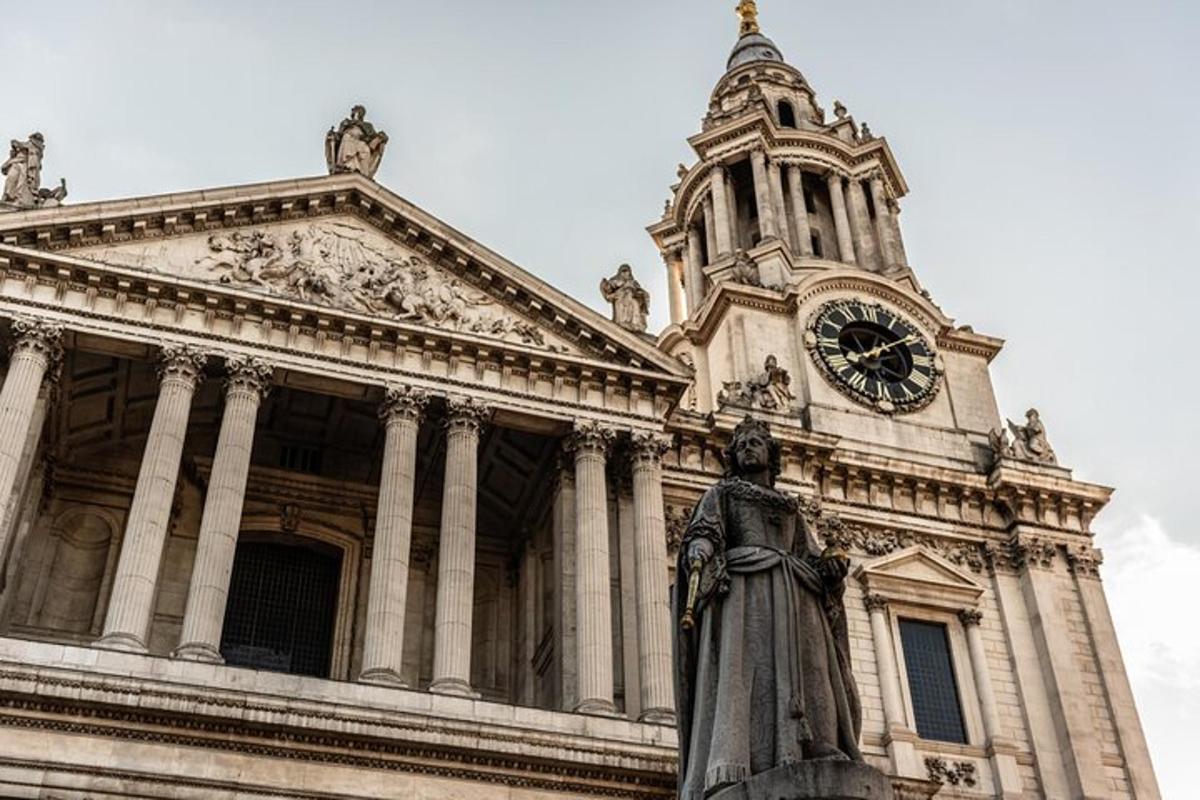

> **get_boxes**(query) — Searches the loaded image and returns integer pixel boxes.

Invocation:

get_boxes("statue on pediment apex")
[325,105,388,179]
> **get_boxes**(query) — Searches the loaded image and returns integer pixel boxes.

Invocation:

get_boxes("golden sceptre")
[680,557,704,630]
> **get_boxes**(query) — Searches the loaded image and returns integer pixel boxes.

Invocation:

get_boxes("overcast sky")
[3,0,1197,793]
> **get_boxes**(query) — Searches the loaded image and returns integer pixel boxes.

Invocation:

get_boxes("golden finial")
[736,0,760,36]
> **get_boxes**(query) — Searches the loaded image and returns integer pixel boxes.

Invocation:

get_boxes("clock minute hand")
[860,334,916,360]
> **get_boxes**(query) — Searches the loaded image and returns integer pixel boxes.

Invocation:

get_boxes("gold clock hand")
[861,334,917,360]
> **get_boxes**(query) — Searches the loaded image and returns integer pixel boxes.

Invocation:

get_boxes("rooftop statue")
[718,354,795,413]
[674,417,892,799]
[988,408,1058,466]
[1,132,67,211]
[600,263,649,333]
[325,105,389,179]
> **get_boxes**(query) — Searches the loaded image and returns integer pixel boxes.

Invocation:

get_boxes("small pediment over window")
[854,545,984,610]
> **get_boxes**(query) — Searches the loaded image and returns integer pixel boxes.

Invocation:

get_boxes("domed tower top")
[728,1,785,70]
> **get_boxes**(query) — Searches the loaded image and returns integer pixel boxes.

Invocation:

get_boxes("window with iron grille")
[220,540,340,678]
[898,618,968,744]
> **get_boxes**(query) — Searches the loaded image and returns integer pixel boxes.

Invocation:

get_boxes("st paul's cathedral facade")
[0,4,1160,799]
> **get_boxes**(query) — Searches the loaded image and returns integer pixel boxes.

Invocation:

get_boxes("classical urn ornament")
[674,416,893,800]
[989,407,1057,466]
[718,355,795,413]
[1,131,67,211]
[600,263,650,333]
[325,105,389,179]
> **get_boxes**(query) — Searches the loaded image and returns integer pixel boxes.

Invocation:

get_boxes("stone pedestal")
[709,762,895,800]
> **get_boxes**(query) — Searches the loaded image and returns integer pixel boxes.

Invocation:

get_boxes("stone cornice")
[0,173,687,382]
[0,248,686,427]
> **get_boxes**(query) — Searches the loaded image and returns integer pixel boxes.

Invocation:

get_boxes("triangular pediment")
[855,545,984,609]
[0,173,688,379]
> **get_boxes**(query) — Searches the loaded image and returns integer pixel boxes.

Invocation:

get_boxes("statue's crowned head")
[724,415,782,484]
[351,105,366,120]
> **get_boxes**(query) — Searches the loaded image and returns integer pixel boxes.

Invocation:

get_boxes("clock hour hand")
[860,334,916,360]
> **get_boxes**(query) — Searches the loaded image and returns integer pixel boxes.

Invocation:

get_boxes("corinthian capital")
[157,343,208,386]
[379,384,430,423]
[568,420,616,456]
[630,430,672,465]
[224,355,274,398]
[957,608,984,627]
[444,396,492,433]
[863,593,889,613]
[9,317,64,363]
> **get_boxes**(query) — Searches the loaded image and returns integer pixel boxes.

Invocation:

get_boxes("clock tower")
[649,3,1161,798]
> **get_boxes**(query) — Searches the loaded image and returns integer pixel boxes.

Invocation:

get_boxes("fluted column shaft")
[665,252,686,326]
[685,228,705,314]
[869,175,898,269]
[886,201,909,268]
[709,165,734,258]
[630,433,674,723]
[571,421,616,715]
[100,345,206,651]
[0,320,61,566]
[360,387,429,685]
[846,178,880,269]
[767,158,789,245]
[174,357,272,662]
[750,149,779,240]
[702,197,718,266]
[430,397,490,696]
[826,173,857,265]
[787,165,814,257]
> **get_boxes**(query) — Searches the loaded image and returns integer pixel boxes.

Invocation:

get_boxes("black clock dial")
[808,300,940,411]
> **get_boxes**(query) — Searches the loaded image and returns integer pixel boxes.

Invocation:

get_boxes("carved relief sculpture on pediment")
[75,220,558,350]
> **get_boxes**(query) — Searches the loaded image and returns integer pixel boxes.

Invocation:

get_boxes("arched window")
[220,539,342,678]
[777,100,797,128]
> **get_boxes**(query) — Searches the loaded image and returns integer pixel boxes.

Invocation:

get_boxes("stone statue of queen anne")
[674,416,871,800]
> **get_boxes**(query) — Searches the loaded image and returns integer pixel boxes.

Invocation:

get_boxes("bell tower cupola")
[649,2,915,329]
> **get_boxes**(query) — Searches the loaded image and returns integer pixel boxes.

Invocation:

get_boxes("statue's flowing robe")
[673,479,861,799]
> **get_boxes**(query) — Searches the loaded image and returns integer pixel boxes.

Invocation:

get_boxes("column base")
[94,633,148,653]
[429,677,479,698]
[358,668,409,689]
[574,698,619,717]
[172,642,225,663]
[638,707,676,725]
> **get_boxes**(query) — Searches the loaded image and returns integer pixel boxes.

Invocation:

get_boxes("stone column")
[960,609,1024,797]
[569,420,616,715]
[709,165,734,258]
[174,357,273,662]
[0,319,61,568]
[100,344,207,651]
[826,172,857,266]
[846,178,881,269]
[787,165,814,257]
[359,386,429,686]
[429,396,491,696]
[702,197,718,266]
[750,149,779,241]
[630,432,674,724]
[869,173,899,269]
[864,594,921,777]
[685,228,706,314]
[767,157,790,246]
[886,200,910,268]
[664,250,686,326]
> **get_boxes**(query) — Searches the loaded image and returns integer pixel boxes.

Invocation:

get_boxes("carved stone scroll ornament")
[224,356,274,399]
[730,250,764,288]
[190,222,549,348]
[1,131,67,212]
[718,354,796,413]
[664,503,693,557]
[379,385,430,423]
[599,263,650,334]
[924,757,978,788]
[325,105,388,179]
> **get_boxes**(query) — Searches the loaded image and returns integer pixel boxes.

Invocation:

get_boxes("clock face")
[807,300,941,413]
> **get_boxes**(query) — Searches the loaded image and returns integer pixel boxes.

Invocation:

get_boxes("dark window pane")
[220,541,341,678]
[899,619,968,744]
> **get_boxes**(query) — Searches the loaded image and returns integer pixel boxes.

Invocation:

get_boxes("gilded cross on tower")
[736,0,760,36]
